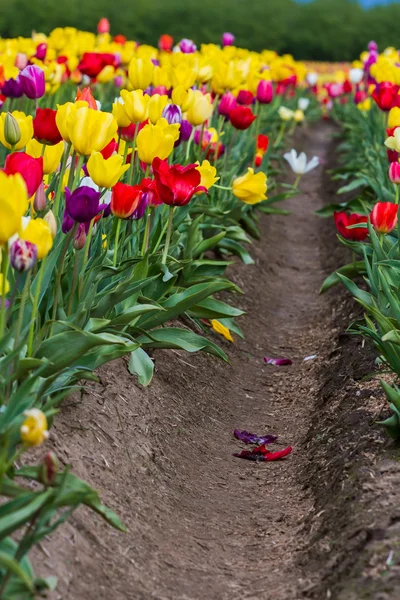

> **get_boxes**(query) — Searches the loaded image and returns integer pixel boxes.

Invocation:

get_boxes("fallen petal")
[264,357,292,366]
[264,446,293,461]
[233,445,292,462]
[234,429,277,445]
[304,354,317,362]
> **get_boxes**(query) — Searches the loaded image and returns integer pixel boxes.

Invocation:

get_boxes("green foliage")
[1,0,400,60]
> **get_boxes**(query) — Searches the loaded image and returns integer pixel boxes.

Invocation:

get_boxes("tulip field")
[1,19,400,600]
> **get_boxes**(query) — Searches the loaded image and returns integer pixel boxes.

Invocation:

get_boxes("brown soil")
[31,123,400,600]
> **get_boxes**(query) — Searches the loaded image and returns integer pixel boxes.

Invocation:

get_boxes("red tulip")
[334,212,368,241]
[387,149,399,163]
[100,138,118,159]
[114,34,127,45]
[111,182,142,218]
[389,162,400,184]
[236,90,254,106]
[152,158,207,206]
[158,34,174,52]
[33,108,62,145]
[75,87,98,109]
[229,105,256,130]
[97,18,110,34]
[343,79,352,94]
[77,53,116,79]
[370,202,398,234]
[4,152,43,198]
[256,134,269,152]
[140,178,162,207]
[256,80,273,104]
[372,82,400,112]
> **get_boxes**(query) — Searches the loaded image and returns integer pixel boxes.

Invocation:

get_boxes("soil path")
[35,123,340,600]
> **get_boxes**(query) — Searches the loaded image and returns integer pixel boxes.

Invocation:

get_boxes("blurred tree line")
[0,0,399,61]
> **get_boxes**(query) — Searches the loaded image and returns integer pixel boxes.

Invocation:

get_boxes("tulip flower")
[222,32,235,47]
[186,91,213,126]
[334,212,368,241]
[256,80,273,104]
[110,182,142,218]
[20,409,49,446]
[171,86,194,112]
[2,78,23,98]
[21,218,53,259]
[56,101,83,144]
[44,210,57,238]
[388,107,400,131]
[237,90,254,106]
[140,178,162,207]
[78,53,116,79]
[389,162,400,184]
[128,58,154,90]
[112,100,131,128]
[0,110,33,151]
[120,89,150,124]
[130,190,149,221]
[34,182,47,212]
[65,186,104,224]
[293,109,305,123]
[0,198,21,246]
[67,105,118,156]
[40,451,59,486]
[349,68,364,85]
[33,108,62,145]
[0,171,29,217]
[159,34,173,52]
[254,134,269,167]
[73,224,87,250]
[218,92,237,117]
[9,238,38,272]
[278,106,294,121]
[101,139,118,159]
[148,94,169,124]
[19,65,45,99]
[0,275,10,296]
[306,72,318,87]
[196,160,219,190]
[162,104,183,125]
[87,152,129,189]
[152,157,207,206]
[75,87,98,110]
[370,202,398,234]
[229,105,256,130]
[283,149,319,175]
[27,139,64,175]
[136,119,180,164]
[4,152,43,198]
[385,128,400,153]
[97,17,110,34]
[179,38,197,53]
[35,43,47,61]
[372,82,400,112]
[232,168,267,205]
[298,98,310,111]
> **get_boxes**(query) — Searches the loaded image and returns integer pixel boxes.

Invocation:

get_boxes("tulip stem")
[293,175,301,189]
[113,219,122,267]
[50,224,77,335]
[68,252,80,316]
[13,271,31,350]
[141,207,152,256]
[185,129,195,162]
[395,185,399,205]
[78,218,95,297]
[72,155,85,190]
[0,253,9,340]
[273,123,286,148]
[67,150,77,189]
[128,127,138,185]
[53,142,71,220]
[214,184,232,191]
[162,206,175,265]
[27,256,47,357]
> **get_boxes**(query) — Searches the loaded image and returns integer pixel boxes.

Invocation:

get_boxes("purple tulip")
[2,77,23,98]
[62,210,75,233]
[174,119,193,148]
[19,65,45,99]
[65,186,103,224]
[233,430,277,445]
[162,103,182,125]
[256,80,273,104]
[222,32,235,47]
[218,92,237,117]
[179,38,197,54]
[130,192,149,221]
[9,239,38,272]
[73,224,87,250]
[368,40,378,52]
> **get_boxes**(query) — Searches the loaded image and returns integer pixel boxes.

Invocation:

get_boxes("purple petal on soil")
[234,429,277,445]
[264,356,292,366]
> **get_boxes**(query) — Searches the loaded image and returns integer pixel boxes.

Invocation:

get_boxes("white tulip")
[298,97,310,111]
[306,72,318,86]
[278,106,294,121]
[349,68,364,85]
[283,149,320,175]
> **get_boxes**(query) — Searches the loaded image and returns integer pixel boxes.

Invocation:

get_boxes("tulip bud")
[35,43,47,61]
[4,112,21,147]
[222,32,235,47]
[162,104,182,125]
[237,90,254,106]
[15,53,28,70]
[179,38,197,53]
[34,181,47,212]
[40,452,59,486]
[256,80,273,104]
[371,201,398,234]
[73,224,87,250]
[9,239,38,272]
[218,92,237,117]
[44,210,57,238]
[97,18,110,34]
[389,162,400,184]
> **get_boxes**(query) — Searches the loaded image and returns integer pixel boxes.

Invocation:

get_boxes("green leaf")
[337,274,373,306]
[188,298,245,320]
[137,327,228,361]
[320,261,366,293]
[0,491,52,540]
[0,551,34,592]
[219,239,254,264]
[128,348,154,386]
[193,231,226,258]
[337,178,366,194]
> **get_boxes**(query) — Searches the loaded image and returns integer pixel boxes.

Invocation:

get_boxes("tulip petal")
[234,429,277,445]
[264,356,292,366]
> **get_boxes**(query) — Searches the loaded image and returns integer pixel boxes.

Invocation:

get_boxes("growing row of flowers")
[0,21,320,597]
[319,41,400,441]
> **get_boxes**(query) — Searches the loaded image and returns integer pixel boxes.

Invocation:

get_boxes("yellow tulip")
[0,111,33,151]
[87,152,129,188]
[0,199,21,245]
[0,274,10,296]
[170,63,197,89]
[186,91,213,126]
[97,65,115,84]
[171,86,194,112]
[120,89,150,124]
[56,100,87,143]
[67,106,118,156]
[112,101,131,128]
[196,160,219,190]
[21,218,53,259]
[148,94,169,125]
[0,171,29,217]
[293,109,304,123]
[136,118,180,164]
[20,408,49,447]
[153,65,171,90]
[357,98,371,112]
[27,139,64,174]
[388,107,400,130]
[128,57,154,90]
[232,168,267,205]
[385,128,400,153]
